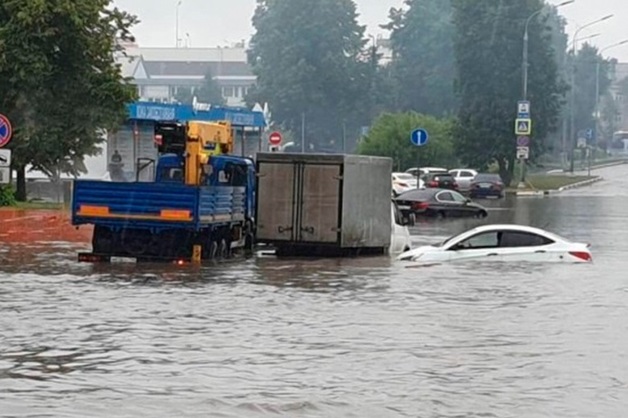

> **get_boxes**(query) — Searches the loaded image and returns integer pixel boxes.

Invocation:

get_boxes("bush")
[0,185,17,206]
[357,112,458,171]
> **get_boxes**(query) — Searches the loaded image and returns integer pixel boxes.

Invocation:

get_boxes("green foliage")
[0,185,17,206]
[175,70,225,106]
[571,44,613,141]
[451,0,564,185]
[0,0,138,198]
[248,0,369,148]
[385,0,457,116]
[358,112,457,171]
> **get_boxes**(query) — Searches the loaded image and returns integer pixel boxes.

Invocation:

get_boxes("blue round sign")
[0,114,12,148]
[411,128,429,147]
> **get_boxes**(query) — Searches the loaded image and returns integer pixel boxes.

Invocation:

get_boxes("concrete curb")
[557,176,603,192]
[549,160,627,175]
[515,176,603,197]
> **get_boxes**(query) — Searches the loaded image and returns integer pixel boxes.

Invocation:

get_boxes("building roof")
[143,61,253,78]
[125,47,248,63]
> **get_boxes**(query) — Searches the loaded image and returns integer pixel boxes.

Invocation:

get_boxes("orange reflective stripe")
[160,209,192,221]
[78,205,110,216]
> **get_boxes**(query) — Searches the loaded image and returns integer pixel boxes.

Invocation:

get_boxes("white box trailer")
[255,153,393,256]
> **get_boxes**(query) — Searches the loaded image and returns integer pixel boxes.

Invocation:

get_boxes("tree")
[358,112,457,171]
[175,70,225,106]
[248,0,367,150]
[384,0,457,116]
[451,0,564,185]
[0,0,137,200]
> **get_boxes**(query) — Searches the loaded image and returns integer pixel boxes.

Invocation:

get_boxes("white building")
[117,43,257,107]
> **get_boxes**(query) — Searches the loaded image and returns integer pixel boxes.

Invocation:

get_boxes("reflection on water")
[2,166,628,417]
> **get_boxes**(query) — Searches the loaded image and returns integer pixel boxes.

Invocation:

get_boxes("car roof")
[396,188,438,199]
[463,224,566,239]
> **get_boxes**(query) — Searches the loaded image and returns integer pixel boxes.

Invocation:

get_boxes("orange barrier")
[0,209,93,244]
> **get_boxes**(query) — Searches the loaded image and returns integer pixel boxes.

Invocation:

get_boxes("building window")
[222,86,234,97]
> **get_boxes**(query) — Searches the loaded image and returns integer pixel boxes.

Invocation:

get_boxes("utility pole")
[569,14,614,174]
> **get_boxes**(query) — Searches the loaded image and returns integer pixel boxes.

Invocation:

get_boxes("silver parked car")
[449,168,478,192]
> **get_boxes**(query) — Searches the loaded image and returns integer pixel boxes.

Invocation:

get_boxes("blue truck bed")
[72,180,246,231]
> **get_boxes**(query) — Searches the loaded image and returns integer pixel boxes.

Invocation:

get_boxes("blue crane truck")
[72,120,256,263]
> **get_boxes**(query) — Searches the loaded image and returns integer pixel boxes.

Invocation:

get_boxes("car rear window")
[475,174,502,182]
[434,174,454,180]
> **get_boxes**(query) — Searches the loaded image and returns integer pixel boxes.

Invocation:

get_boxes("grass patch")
[516,175,593,191]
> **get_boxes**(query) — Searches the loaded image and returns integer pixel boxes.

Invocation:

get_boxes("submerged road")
[1,164,628,417]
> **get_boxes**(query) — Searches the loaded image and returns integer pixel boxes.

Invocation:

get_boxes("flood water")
[2,165,628,417]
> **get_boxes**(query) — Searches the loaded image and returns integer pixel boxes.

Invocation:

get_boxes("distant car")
[395,188,488,219]
[422,172,458,191]
[392,172,423,196]
[396,224,593,264]
[405,167,448,178]
[449,168,478,192]
[469,173,505,198]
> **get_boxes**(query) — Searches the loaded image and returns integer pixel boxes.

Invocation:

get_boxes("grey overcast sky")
[113,0,628,62]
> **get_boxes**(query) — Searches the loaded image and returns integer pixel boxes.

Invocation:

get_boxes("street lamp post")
[519,0,574,188]
[594,40,628,155]
[175,1,182,48]
[569,14,614,174]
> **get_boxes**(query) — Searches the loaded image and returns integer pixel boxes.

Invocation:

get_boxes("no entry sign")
[269,131,282,146]
[0,114,12,148]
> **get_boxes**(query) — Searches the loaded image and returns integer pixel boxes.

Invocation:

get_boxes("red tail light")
[412,201,429,210]
[396,182,409,187]
[428,181,438,187]
[453,182,459,189]
[569,251,592,262]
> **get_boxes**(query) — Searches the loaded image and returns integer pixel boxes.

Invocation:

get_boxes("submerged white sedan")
[397,224,592,264]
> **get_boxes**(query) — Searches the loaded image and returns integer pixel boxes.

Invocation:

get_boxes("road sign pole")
[410,128,429,188]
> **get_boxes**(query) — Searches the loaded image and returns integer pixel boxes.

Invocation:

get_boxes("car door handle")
[487,253,498,257]
[535,250,546,254]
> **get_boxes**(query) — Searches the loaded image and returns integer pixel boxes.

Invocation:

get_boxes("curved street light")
[522,0,575,100]
[567,33,601,50]
[569,14,614,173]
[175,1,183,48]
[518,0,574,188]
[594,40,628,152]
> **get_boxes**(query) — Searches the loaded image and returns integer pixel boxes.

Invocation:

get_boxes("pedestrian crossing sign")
[515,118,532,136]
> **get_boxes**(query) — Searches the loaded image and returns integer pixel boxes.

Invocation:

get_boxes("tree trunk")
[16,166,27,202]
[498,157,514,187]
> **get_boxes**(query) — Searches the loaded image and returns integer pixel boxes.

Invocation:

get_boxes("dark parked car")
[422,172,458,191]
[395,188,488,220]
[469,173,505,198]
